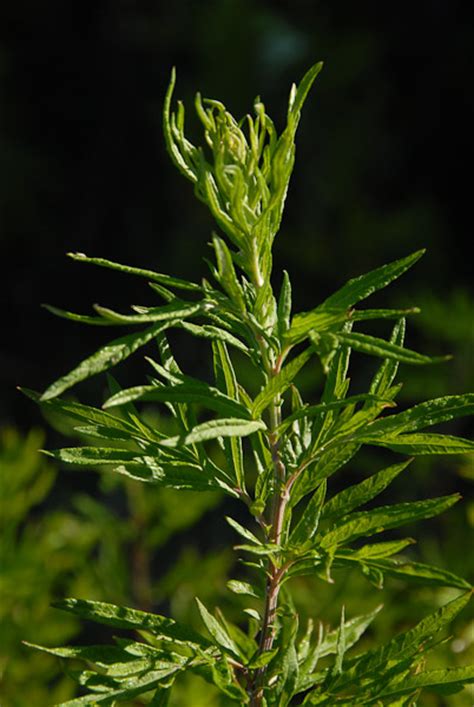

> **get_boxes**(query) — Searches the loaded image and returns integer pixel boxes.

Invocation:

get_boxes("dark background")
[1,0,472,426]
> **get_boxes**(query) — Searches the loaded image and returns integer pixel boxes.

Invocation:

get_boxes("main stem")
[249,344,289,705]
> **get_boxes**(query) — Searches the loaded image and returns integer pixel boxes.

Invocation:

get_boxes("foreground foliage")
[29,63,473,705]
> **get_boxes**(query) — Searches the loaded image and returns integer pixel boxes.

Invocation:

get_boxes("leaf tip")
[67,251,87,260]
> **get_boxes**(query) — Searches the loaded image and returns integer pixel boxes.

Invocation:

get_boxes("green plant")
[26,63,473,705]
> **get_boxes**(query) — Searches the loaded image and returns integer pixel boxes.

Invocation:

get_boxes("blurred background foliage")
[0,1,472,705]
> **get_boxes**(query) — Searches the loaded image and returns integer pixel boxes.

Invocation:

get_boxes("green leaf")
[227,580,262,599]
[336,539,415,561]
[212,234,246,312]
[42,304,115,326]
[22,389,140,436]
[41,322,175,400]
[103,381,251,420]
[351,307,420,322]
[159,418,266,447]
[226,515,262,545]
[285,309,348,346]
[268,607,299,704]
[338,331,449,366]
[374,665,474,699]
[252,347,314,418]
[277,270,292,340]
[290,481,327,546]
[93,300,203,324]
[53,598,209,647]
[352,558,471,590]
[278,394,392,436]
[368,318,405,398]
[321,460,412,522]
[321,250,425,310]
[330,591,472,690]
[181,321,249,353]
[195,598,242,660]
[320,494,460,549]
[361,394,474,438]
[362,432,474,455]
[288,61,324,120]
[212,341,246,488]
[68,251,201,291]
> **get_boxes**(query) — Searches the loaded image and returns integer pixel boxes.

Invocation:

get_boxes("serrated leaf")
[212,341,246,488]
[351,307,420,321]
[42,304,115,326]
[277,270,292,339]
[252,347,314,418]
[41,322,175,400]
[338,331,449,366]
[361,394,474,438]
[103,381,251,419]
[226,515,262,545]
[278,394,392,436]
[227,580,262,598]
[336,539,415,561]
[212,234,246,312]
[181,321,249,353]
[53,598,209,647]
[331,592,472,690]
[68,251,201,290]
[286,309,348,346]
[320,494,460,549]
[195,598,242,660]
[159,418,266,447]
[348,558,471,590]
[367,318,405,399]
[374,665,474,699]
[290,481,327,545]
[93,300,203,324]
[362,432,474,455]
[321,460,412,522]
[321,250,425,310]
